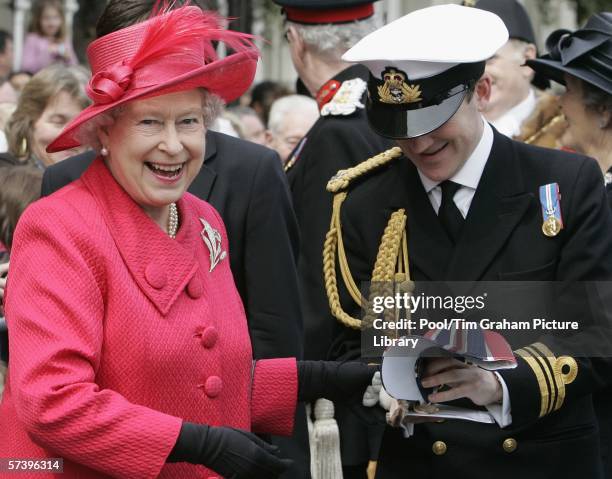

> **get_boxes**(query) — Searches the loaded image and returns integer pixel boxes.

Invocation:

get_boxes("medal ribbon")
[539,183,563,228]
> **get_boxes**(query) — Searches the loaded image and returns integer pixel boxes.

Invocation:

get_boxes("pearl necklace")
[168,203,179,239]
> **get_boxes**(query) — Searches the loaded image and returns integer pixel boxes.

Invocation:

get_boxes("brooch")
[200,218,227,272]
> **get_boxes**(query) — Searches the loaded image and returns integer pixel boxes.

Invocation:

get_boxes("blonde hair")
[5,64,90,162]
[0,103,16,132]
[29,0,67,40]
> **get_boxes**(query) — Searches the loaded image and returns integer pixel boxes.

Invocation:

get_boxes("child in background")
[21,0,77,74]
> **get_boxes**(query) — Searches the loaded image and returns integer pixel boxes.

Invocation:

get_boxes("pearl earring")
[100,146,109,156]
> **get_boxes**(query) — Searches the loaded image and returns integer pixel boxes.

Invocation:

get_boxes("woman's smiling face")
[97,89,206,211]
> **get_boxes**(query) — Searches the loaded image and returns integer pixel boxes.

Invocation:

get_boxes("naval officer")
[323,5,612,478]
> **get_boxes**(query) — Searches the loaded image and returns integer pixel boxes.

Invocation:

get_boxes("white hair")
[506,38,533,61]
[75,89,224,151]
[288,15,380,61]
[267,94,318,134]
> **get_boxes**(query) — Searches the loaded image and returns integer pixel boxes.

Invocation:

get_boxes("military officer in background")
[274,0,392,361]
[323,5,612,478]
[271,1,393,476]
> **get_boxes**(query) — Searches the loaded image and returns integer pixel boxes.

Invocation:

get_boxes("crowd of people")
[0,0,611,478]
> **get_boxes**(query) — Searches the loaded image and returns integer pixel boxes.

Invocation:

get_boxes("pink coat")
[0,158,297,479]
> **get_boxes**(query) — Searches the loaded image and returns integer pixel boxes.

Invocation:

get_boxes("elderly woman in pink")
[0,6,374,479]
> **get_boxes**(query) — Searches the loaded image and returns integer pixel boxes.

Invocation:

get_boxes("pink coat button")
[201,326,218,349]
[204,376,222,398]
[144,263,167,289]
[187,276,203,299]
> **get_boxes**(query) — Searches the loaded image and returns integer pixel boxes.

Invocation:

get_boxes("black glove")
[168,422,292,478]
[297,360,378,403]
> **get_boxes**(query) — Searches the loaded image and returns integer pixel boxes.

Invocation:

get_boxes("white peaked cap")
[342,4,509,80]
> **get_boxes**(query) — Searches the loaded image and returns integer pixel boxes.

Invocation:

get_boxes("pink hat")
[47,5,258,153]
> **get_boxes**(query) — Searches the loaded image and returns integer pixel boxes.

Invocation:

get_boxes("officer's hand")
[363,375,438,427]
[420,357,502,406]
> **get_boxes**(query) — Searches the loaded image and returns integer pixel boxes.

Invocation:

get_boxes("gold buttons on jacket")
[432,441,447,456]
[503,438,518,453]
[201,326,219,349]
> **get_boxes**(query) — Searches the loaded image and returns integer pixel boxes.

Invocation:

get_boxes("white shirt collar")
[418,117,493,193]
[490,88,537,138]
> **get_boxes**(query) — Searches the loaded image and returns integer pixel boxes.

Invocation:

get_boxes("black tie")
[438,180,464,243]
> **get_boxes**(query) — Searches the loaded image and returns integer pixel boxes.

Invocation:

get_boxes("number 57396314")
[0,458,63,473]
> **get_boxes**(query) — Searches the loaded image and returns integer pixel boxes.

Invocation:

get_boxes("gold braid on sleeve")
[323,147,409,330]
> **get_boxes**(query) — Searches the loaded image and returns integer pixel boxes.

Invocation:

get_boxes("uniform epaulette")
[320,77,367,117]
[326,147,403,194]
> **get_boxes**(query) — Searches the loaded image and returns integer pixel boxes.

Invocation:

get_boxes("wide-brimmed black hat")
[474,0,550,90]
[342,4,508,138]
[526,12,612,95]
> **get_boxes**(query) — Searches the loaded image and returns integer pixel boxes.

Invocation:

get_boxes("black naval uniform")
[327,129,612,479]
[286,63,392,474]
[287,63,393,361]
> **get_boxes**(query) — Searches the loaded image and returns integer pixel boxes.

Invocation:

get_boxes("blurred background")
[1,0,609,90]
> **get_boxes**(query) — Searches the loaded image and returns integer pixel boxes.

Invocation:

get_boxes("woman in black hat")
[529,13,612,479]
[528,12,612,187]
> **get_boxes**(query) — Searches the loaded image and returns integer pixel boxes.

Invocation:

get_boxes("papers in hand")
[381,330,517,424]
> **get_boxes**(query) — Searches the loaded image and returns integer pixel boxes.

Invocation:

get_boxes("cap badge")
[378,68,422,105]
[200,218,227,272]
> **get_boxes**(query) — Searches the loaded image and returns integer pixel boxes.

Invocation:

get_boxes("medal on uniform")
[284,136,308,172]
[539,183,563,237]
[200,218,227,272]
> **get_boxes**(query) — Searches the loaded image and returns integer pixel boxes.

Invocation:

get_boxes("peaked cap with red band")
[273,0,378,25]
[47,5,258,153]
